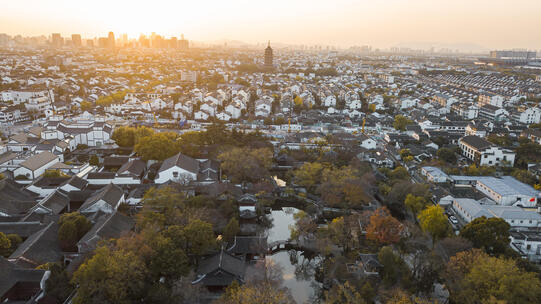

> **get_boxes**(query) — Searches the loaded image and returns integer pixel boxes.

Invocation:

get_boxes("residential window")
[173,171,179,178]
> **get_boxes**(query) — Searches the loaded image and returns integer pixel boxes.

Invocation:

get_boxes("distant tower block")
[108,31,115,49]
[264,41,273,69]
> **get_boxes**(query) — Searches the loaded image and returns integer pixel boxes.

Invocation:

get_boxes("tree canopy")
[393,115,413,131]
[418,205,449,244]
[135,131,181,161]
[58,212,92,251]
[72,246,147,304]
[218,147,272,183]
[365,207,405,245]
[445,249,541,304]
[460,216,510,255]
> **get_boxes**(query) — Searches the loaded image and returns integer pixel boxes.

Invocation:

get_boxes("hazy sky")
[2,0,540,49]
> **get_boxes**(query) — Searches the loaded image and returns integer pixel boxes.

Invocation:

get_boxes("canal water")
[265,207,321,304]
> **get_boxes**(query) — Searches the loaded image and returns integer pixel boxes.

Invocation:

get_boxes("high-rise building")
[178,34,189,50]
[169,37,178,48]
[107,32,115,49]
[51,33,63,48]
[71,34,82,47]
[151,35,164,48]
[264,41,273,69]
[86,39,94,47]
[98,37,108,48]
[490,50,536,59]
[139,34,150,48]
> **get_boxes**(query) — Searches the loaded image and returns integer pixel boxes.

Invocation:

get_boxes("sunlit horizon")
[2,0,541,50]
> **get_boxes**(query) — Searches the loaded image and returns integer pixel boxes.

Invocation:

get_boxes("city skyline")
[2,0,541,51]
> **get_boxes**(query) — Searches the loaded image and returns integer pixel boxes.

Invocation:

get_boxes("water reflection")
[265,208,322,304]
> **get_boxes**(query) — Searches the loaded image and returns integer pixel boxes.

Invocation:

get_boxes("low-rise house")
[0,222,45,239]
[475,176,538,207]
[323,95,337,107]
[458,135,515,167]
[225,103,242,119]
[510,230,541,263]
[216,112,232,121]
[359,134,377,150]
[0,257,48,302]
[400,98,416,109]
[194,110,210,121]
[440,121,468,135]
[77,211,135,253]
[421,166,450,183]
[115,159,146,184]
[0,105,28,124]
[78,183,124,215]
[22,190,70,221]
[192,249,246,292]
[512,107,541,125]
[465,122,488,137]
[8,222,63,268]
[6,133,40,152]
[227,236,268,261]
[451,103,479,120]
[59,175,88,192]
[155,153,219,185]
[478,93,505,108]
[452,197,541,227]
[0,179,38,218]
[478,104,508,121]
[44,116,113,147]
[155,153,200,183]
[522,128,541,144]
[450,175,539,207]
[13,151,61,180]
[26,176,70,197]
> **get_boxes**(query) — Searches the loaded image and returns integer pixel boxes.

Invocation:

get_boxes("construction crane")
[147,101,159,128]
[288,98,292,133]
[46,84,56,116]
[288,117,291,133]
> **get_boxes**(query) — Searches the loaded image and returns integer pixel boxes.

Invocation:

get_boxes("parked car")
[449,215,459,224]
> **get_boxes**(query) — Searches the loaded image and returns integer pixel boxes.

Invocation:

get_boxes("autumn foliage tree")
[72,246,147,304]
[220,280,294,304]
[292,162,325,192]
[0,232,11,257]
[218,147,272,183]
[134,132,181,161]
[444,249,541,304]
[418,205,449,244]
[325,281,367,304]
[327,216,357,253]
[366,207,405,245]
[58,212,92,251]
[318,166,371,208]
[404,194,429,215]
[112,126,155,147]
